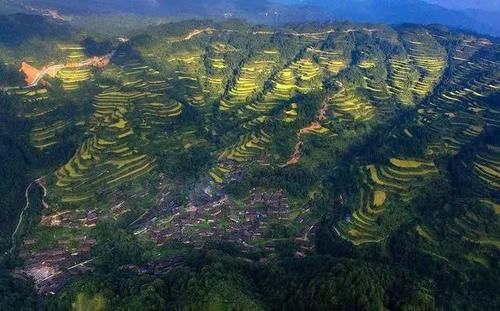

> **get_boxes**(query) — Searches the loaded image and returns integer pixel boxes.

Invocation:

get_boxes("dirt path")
[166,28,216,43]
[287,141,303,165]
[28,51,115,88]
[183,28,215,41]
[36,178,49,209]
[285,93,334,166]
[27,64,63,87]
[176,27,336,44]
[9,182,33,254]
[252,29,335,39]
[8,178,48,254]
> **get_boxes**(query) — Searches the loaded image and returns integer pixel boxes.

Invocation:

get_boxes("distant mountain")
[20,0,276,16]
[4,0,500,36]
[424,0,500,11]
[0,13,72,46]
[9,0,326,29]
[283,0,499,37]
[463,8,500,36]
[0,13,82,66]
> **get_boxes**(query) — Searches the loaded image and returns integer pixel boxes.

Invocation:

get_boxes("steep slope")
[1,19,499,308]
[0,14,82,66]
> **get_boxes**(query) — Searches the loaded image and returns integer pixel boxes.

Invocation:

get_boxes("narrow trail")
[285,93,334,166]
[182,28,215,41]
[177,27,343,44]
[303,224,316,241]
[35,178,49,209]
[9,182,33,254]
[285,81,345,165]
[8,178,47,254]
[287,141,303,165]
[4,0,66,21]
[166,28,216,44]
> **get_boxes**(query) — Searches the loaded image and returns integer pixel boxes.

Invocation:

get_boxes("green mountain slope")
[0,13,81,66]
[0,16,499,310]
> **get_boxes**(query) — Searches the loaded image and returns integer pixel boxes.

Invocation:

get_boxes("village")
[17,235,95,295]
[133,184,292,248]
[16,172,316,296]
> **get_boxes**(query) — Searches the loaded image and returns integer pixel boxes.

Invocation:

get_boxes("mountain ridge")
[1,0,498,37]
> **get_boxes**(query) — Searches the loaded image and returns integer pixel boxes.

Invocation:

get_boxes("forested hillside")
[0,16,498,310]
[0,14,80,66]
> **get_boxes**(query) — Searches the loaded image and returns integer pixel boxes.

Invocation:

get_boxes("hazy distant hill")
[0,13,72,45]
[424,0,500,11]
[286,0,499,37]
[0,13,84,67]
[3,0,499,36]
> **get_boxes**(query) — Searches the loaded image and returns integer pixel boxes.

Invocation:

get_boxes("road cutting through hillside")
[26,51,115,88]
[179,27,340,43]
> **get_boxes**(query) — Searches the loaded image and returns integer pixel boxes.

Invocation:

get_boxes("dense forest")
[0,14,499,310]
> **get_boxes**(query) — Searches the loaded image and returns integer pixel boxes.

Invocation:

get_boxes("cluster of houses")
[40,209,100,228]
[143,187,292,248]
[18,236,96,295]
[17,174,314,295]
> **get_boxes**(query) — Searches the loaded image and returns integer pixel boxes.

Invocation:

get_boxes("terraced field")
[208,129,272,184]
[9,24,499,279]
[330,88,375,122]
[220,50,280,111]
[15,87,50,103]
[53,87,157,203]
[30,120,69,150]
[57,45,92,91]
[369,158,439,198]
[289,58,322,91]
[443,143,500,251]
[419,43,499,156]
[336,157,439,244]
[308,47,348,76]
[14,85,79,150]
[204,46,232,101]
[452,37,492,62]
[245,57,322,115]
[387,57,415,105]
[329,31,498,247]
[47,48,186,205]
[402,31,447,99]
[167,51,207,107]
[470,145,500,197]
[282,103,298,123]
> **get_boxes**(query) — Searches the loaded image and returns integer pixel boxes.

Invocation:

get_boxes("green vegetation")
[0,16,499,310]
[56,45,92,91]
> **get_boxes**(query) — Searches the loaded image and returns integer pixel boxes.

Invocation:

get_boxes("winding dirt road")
[8,178,48,254]
[27,51,115,88]
[9,182,33,254]
[285,93,335,166]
